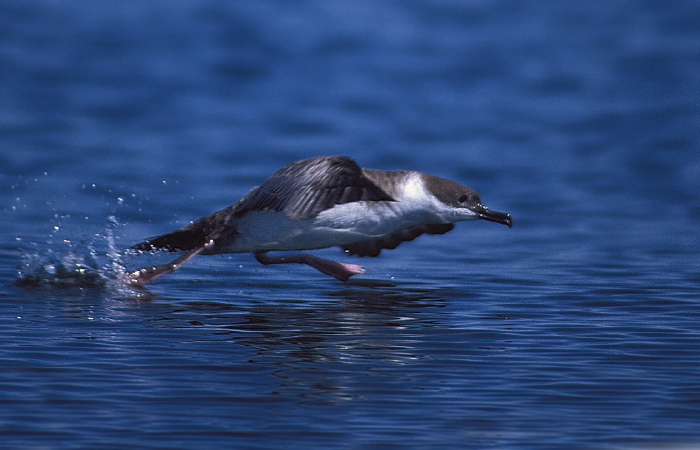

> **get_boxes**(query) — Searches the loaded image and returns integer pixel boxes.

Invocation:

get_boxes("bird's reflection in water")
[169,282,453,404]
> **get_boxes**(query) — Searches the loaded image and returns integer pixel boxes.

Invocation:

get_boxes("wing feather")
[342,223,455,257]
[233,156,394,221]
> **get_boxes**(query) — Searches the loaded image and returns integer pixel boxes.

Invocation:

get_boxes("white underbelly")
[225,202,435,253]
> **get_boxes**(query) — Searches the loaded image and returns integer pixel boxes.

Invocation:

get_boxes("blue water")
[2,1,700,448]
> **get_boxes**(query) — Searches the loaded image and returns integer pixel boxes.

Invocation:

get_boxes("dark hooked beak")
[471,204,513,228]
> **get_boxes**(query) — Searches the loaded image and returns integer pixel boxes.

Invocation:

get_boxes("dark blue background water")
[2,1,699,448]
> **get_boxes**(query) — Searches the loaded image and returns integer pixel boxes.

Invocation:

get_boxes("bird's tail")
[131,205,236,254]
[130,208,230,253]
[131,227,211,253]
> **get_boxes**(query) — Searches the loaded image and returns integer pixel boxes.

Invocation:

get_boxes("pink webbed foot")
[254,252,365,282]
[123,241,212,287]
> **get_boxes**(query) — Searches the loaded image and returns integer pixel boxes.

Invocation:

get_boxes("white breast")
[312,173,445,238]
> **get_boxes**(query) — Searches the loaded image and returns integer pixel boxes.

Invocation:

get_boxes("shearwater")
[125,156,513,285]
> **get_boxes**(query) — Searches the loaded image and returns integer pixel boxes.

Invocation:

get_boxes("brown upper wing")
[232,156,394,221]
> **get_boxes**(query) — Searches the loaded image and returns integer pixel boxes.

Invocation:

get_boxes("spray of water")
[15,215,144,297]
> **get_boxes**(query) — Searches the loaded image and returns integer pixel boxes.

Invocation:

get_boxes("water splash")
[15,216,140,297]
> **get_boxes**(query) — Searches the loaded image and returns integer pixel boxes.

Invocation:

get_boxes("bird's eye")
[458,194,470,204]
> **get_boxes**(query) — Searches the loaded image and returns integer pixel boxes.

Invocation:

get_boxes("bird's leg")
[124,241,213,287]
[254,252,365,282]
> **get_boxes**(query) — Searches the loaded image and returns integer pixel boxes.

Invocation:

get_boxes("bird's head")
[422,174,513,228]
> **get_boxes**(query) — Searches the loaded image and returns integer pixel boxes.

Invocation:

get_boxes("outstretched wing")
[341,223,455,257]
[232,156,394,221]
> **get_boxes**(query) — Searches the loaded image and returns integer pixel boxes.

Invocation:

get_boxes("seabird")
[125,156,512,285]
